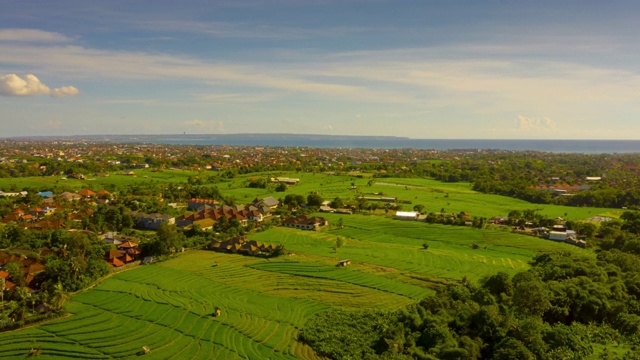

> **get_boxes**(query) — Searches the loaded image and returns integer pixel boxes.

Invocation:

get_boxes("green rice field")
[0,213,588,359]
[0,171,610,358]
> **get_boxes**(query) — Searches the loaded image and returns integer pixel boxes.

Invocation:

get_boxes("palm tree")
[15,286,29,304]
[50,283,69,311]
[8,300,26,322]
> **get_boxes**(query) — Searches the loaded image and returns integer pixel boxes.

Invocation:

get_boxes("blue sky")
[1,0,639,139]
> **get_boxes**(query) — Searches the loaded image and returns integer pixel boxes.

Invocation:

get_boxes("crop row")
[249,261,432,300]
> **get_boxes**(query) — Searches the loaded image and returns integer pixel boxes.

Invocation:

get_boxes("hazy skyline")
[1,0,639,139]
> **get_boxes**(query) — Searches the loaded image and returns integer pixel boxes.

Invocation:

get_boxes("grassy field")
[223,172,621,221]
[0,170,622,221]
[0,168,201,192]
[252,213,585,283]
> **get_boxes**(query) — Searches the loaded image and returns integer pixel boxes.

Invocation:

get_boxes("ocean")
[135,135,640,154]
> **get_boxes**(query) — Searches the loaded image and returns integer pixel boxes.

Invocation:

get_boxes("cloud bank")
[0,74,79,97]
[0,29,72,43]
[182,119,225,132]
[517,115,557,130]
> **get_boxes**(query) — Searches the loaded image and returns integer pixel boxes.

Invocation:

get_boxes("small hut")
[338,259,351,267]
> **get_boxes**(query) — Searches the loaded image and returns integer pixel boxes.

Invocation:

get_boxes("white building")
[395,211,418,220]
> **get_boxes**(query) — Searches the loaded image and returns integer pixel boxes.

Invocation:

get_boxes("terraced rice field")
[0,247,430,359]
[0,211,589,359]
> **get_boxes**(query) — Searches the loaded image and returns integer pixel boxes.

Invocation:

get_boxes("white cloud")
[182,119,225,132]
[0,29,72,42]
[195,92,275,103]
[0,74,79,97]
[517,115,557,130]
[0,45,406,103]
[0,74,50,96]
[43,119,63,130]
[51,85,79,97]
[136,20,366,40]
[2,34,640,138]
[5,40,636,110]
[184,119,208,127]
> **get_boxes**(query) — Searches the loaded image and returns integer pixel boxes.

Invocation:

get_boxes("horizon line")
[2,133,639,142]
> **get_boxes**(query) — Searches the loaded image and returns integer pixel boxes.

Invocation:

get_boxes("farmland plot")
[251,214,585,282]
[0,249,417,359]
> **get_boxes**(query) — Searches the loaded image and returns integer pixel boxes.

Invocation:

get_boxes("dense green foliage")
[0,227,109,292]
[302,252,640,359]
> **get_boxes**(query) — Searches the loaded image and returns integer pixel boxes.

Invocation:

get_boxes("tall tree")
[335,237,346,253]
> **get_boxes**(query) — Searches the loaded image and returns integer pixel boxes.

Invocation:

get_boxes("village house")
[78,189,97,198]
[97,190,112,199]
[130,211,176,230]
[252,196,280,210]
[105,241,141,267]
[271,177,300,185]
[210,236,279,256]
[27,206,57,218]
[187,198,219,211]
[0,208,30,224]
[105,250,127,267]
[37,191,54,198]
[0,250,48,290]
[319,205,335,213]
[27,218,65,231]
[118,241,141,259]
[0,270,15,291]
[101,232,125,245]
[58,191,82,201]
[395,211,419,220]
[282,215,328,230]
[0,191,27,198]
[177,202,273,229]
[320,200,353,214]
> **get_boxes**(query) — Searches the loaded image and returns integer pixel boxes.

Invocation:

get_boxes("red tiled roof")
[78,189,96,196]
[3,280,16,290]
[106,249,124,260]
[118,241,139,249]
[190,198,218,203]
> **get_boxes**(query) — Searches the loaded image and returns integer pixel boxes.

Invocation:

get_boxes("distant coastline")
[4,133,640,153]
